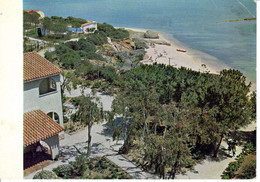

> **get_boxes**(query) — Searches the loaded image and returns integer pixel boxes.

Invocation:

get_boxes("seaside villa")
[81,21,97,34]
[23,52,64,169]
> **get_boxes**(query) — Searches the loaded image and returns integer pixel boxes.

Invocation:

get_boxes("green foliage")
[60,51,81,69]
[221,142,256,179]
[44,51,56,63]
[63,116,69,123]
[110,64,253,178]
[78,38,96,52]
[69,154,88,176]
[86,31,108,45]
[41,16,87,36]
[55,44,73,56]
[241,160,256,179]
[92,80,101,88]
[249,91,256,120]
[53,164,74,179]
[23,11,40,30]
[33,170,58,179]
[98,23,129,40]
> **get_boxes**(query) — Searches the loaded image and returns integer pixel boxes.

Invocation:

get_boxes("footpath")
[24,86,256,179]
[24,87,158,179]
[176,122,256,179]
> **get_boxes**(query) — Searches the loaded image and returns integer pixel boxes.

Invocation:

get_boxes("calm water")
[24,0,256,83]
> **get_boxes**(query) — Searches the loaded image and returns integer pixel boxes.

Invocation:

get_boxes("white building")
[81,21,97,34]
[23,51,64,167]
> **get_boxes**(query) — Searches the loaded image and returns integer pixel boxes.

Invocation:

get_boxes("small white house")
[81,21,97,34]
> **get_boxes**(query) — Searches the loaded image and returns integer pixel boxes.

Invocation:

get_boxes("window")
[39,78,57,95]
[47,112,60,124]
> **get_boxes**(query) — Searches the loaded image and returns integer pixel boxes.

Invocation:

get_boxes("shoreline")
[125,27,229,74]
[125,27,256,91]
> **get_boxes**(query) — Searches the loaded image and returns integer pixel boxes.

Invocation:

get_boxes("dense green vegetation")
[98,23,129,40]
[104,64,255,178]
[24,11,40,30]
[61,61,255,179]
[52,155,132,179]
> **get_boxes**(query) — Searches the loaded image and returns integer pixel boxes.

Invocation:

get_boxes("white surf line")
[236,0,256,18]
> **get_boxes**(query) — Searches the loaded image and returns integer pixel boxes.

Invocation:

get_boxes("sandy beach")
[126,27,256,91]
[126,27,229,74]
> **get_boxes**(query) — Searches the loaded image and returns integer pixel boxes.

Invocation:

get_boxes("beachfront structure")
[23,51,64,165]
[24,10,45,19]
[81,21,97,34]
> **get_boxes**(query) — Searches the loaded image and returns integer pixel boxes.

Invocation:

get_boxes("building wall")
[82,23,97,33]
[24,74,64,128]
[43,134,59,160]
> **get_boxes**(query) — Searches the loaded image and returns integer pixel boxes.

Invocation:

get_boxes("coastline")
[126,27,229,74]
[125,27,256,91]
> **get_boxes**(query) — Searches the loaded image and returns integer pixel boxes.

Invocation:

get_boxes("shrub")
[44,51,56,62]
[86,31,108,45]
[55,44,72,56]
[69,154,88,176]
[53,164,74,179]
[78,39,96,53]
[241,160,256,179]
[63,116,69,123]
[60,51,81,69]
[92,80,101,88]
[33,170,58,179]
[97,23,129,40]
[134,39,148,49]
[82,80,92,87]
[65,41,80,50]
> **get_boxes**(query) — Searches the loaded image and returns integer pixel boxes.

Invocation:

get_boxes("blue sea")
[24,0,256,83]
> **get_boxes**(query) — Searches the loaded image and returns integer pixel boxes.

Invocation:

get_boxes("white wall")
[82,23,97,33]
[24,74,64,128]
[43,135,59,160]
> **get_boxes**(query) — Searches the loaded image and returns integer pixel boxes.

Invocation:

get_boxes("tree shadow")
[205,146,232,162]
[100,116,132,138]
[59,145,81,162]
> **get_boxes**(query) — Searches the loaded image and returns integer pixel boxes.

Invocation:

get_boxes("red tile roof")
[23,110,64,146]
[24,52,62,82]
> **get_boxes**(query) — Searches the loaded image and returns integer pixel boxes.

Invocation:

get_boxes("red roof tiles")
[23,110,64,146]
[24,52,62,82]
